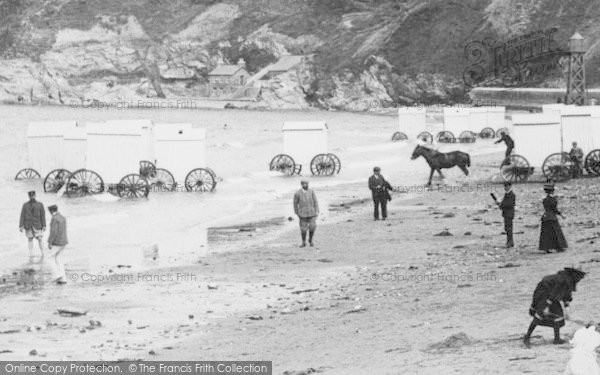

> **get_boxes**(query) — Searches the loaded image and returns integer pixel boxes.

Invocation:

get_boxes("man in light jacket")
[293,180,319,247]
[47,205,68,284]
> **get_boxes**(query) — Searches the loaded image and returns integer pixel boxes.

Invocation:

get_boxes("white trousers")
[47,246,66,282]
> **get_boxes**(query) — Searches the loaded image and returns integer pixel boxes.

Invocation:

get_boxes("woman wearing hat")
[539,183,568,253]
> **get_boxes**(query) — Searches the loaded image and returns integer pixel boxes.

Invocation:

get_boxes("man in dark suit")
[368,167,393,221]
[47,205,68,284]
[497,181,515,248]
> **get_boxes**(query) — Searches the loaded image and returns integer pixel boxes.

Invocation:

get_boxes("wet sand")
[2,149,600,374]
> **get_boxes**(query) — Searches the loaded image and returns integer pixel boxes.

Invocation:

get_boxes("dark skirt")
[539,220,568,251]
[529,302,565,327]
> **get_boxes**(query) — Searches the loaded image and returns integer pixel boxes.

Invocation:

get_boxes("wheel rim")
[542,153,573,181]
[185,169,215,192]
[496,128,508,138]
[150,168,175,191]
[585,150,600,176]
[310,154,335,175]
[500,155,529,183]
[392,132,407,142]
[438,131,454,143]
[139,161,156,179]
[270,154,295,176]
[459,131,475,143]
[417,132,433,144]
[15,168,41,180]
[44,169,71,193]
[118,174,149,198]
[66,169,104,198]
[480,128,494,139]
[328,153,341,174]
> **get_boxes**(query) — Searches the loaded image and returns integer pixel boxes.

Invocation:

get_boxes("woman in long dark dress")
[523,267,586,347]
[539,183,568,253]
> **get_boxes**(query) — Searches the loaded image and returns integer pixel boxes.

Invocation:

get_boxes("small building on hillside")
[207,60,249,97]
[261,55,307,80]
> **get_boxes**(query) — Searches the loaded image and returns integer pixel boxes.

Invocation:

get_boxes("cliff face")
[1,0,600,110]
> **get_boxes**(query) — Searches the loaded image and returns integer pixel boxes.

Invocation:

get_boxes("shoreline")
[1,168,600,374]
[0,99,545,117]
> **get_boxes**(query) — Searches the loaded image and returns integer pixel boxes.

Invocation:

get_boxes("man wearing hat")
[47,204,68,284]
[19,191,46,260]
[293,180,319,247]
[523,268,586,347]
[569,142,584,177]
[539,182,568,253]
[368,167,393,221]
[497,181,515,248]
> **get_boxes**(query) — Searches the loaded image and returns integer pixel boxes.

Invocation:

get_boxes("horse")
[410,145,471,186]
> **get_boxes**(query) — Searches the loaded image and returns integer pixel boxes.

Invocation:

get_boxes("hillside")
[1,0,600,110]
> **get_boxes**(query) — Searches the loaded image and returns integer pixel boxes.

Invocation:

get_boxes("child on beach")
[564,324,600,375]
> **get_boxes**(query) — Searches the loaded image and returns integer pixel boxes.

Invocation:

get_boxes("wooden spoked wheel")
[500,155,530,183]
[417,132,433,144]
[149,168,176,192]
[584,149,600,176]
[458,131,476,143]
[480,127,495,139]
[185,168,216,192]
[542,152,574,182]
[139,160,157,179]
[310,154,336,176]
[437,131,455,143]
[117,174,150,198]
[15,168,41,180]
[391,132,408,142]
[269,154,296,176]
[43,169,71,193]
[65,169,104,198]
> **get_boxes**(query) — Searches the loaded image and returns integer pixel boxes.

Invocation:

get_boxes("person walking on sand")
[495,131,515,166]
[539,183,568,253]
[47,205,68,284]
[368,167,393,221]
[293,180,319,248]
[523,268,586,348]
[497,181,515,248]
[19,191,46,260]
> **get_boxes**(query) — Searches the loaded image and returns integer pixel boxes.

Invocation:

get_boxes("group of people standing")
[291,166,393,247]
[18,191,68,284]
[496,181,568,252]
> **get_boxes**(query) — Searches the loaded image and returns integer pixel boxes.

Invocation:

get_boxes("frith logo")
[463,27,566,87]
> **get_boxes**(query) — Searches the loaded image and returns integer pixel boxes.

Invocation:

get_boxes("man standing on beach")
[19,191,46,260]
[569,142,584,177]
[495,131,514,165]
[293,180,319,248]
[497,181,515,248]
[47,205,68,284]
[368,167,393,221]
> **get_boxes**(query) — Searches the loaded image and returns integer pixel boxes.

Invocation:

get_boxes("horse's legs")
[427,168,435,186]
[459,165,469,176]
[436,169,445,178]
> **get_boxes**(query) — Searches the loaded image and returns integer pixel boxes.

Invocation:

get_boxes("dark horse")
[411,145,471,186]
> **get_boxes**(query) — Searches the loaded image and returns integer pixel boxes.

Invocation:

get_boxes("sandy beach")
[2,145,600,374]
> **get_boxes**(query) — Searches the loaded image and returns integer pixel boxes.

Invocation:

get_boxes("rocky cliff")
[1,0,600,111]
